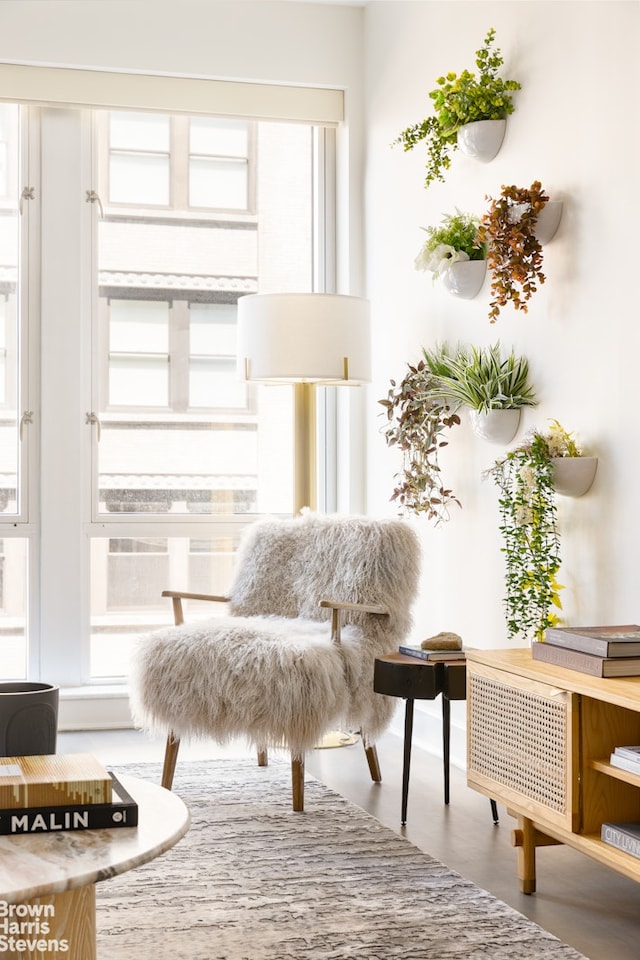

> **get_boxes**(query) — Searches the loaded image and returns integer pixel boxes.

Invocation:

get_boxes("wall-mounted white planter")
[551,456,598,497]
[469,408,521,444]
[441,259,487,299]
[457,119,506,162]
[535,200,564,244]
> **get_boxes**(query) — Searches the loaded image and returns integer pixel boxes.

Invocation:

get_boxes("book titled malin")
[532,640,640,678]
[0,774,138,835]
[398,645,466,661]
[0,752,112,809]
[544,624,640,658]
[601,821,640,860]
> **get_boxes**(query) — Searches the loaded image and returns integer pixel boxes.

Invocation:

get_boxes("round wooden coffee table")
[0,775,189,959]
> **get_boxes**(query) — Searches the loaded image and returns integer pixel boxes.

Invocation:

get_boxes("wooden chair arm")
[319,598,389,643]
[162,589,230,626]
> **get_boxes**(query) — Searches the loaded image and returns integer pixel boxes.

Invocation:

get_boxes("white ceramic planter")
[469,408,521,444]
[551,456,598,497]
[535,201,564,244]
[440,259,487,299]
[457,119,506,162]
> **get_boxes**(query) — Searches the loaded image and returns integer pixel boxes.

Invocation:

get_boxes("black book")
[0,773,138,835]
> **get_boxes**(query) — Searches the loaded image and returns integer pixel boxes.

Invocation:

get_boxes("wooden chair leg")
[364,743,382,782]
[291,755,304,812]
[161,731,181,790]
[257,748,268,767]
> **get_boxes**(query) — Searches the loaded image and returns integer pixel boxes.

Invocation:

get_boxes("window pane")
[110,112,170,151]
[110,152,169,205]
[0,538,28,679]
[190,303,236,355]
[109,355,168,406]
[110,300,169,352]
[90,535,240,679]
[190,357,247,407]
[0,105,21,517]
[190,118,248,156]
[189,157,247,209]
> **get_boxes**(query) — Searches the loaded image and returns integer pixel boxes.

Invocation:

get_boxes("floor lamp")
[236,292,371,515]
[237,292,371,749]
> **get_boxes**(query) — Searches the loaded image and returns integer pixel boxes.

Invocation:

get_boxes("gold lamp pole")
[237,293,370,516]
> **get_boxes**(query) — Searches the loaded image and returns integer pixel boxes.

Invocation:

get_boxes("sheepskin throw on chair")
[130,512,420,805]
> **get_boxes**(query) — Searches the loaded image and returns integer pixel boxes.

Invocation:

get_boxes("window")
[3,101,336,688]
[103,113,252,213]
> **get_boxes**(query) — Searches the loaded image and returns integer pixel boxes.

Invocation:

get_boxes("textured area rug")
[96,760,588,960]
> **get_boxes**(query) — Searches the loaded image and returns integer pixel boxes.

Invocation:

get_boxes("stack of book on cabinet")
[531,624,640,677]
[0,753,138,835]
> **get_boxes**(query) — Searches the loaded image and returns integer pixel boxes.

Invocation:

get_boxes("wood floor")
[58,726,639,960]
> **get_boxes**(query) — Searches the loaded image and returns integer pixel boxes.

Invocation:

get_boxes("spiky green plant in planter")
[422,341,537,414]
[393,29,521,189]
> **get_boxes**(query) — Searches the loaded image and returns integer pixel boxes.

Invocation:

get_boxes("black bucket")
[0,682,59,756]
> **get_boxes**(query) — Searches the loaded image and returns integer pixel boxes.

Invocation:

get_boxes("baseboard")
[58,685,134,731]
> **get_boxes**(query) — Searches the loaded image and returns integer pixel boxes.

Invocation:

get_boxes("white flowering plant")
[415,211,485,280]
[486,422,584,643]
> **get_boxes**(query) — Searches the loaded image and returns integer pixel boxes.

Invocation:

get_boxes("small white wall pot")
[469,408,521,444]
[440,259,487,299]
[535,200,564,244]
[551,456,598,497]
[456,118,506,162]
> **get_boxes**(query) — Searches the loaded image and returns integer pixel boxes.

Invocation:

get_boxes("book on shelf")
[0,753,113,809]
[544,624,640,658]
[612,745,640,763]
[601,822,640,860]
[609,753,640,776]
[531,640,640,678]
[0,773,138,835]
[398,644,466,661]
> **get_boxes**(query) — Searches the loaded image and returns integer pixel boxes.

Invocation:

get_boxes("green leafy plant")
[478,181,549,322]
[379,360,461,523]
[393,28,521,189]
[423,341,537,414]
[486,420,586,642]
[414,211,485,279]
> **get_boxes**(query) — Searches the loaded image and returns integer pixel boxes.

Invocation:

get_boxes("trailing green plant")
[393,28,521,189]
[485,421,587,642]
[478,181,549,322]
[379,360,461,523]
[414,211,485,279]
[422,341,537,413]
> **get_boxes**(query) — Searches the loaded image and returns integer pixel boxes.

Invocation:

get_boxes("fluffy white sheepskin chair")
[130,512,420,811]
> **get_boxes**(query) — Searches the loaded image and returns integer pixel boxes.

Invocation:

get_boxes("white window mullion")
[39,107,92,685]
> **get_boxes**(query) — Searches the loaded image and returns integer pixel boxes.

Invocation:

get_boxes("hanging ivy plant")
[379,359,461,523]
[486,424,580,643]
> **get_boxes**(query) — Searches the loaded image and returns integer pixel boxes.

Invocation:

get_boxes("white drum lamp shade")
[237,293,371,384]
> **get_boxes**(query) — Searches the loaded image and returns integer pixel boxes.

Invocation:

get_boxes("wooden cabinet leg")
[291,755,304,812]
[515,816,537,894]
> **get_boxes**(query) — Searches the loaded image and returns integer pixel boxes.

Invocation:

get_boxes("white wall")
[364,1,640,658]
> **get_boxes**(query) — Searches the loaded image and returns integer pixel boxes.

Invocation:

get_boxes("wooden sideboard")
[466,647,640,893]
